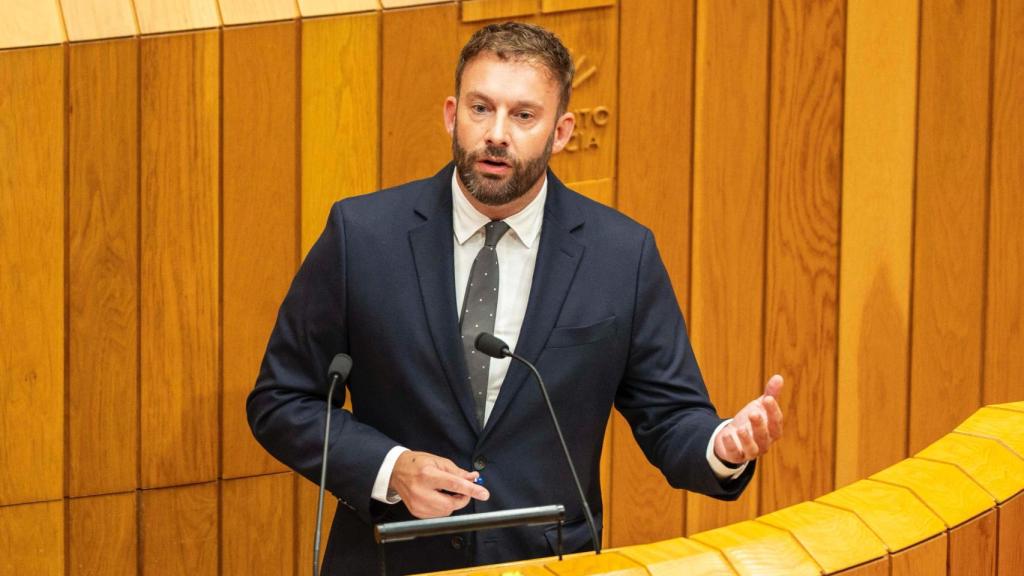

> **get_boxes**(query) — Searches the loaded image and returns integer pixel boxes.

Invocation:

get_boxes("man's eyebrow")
[463,91,544,109]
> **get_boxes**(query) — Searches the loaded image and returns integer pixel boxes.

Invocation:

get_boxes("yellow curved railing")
[421,401,1024,575]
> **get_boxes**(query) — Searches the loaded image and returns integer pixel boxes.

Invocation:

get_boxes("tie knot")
[484,221,510,247]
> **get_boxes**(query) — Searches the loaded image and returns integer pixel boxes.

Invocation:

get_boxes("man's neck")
[455,171,547,221]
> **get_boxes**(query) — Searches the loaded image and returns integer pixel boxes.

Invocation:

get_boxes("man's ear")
[444,97,457,136]
[550,111,576,154]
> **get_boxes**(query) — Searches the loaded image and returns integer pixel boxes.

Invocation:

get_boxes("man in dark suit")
[248,22,784,575]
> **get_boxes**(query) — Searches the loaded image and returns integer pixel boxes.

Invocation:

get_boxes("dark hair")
[455,22,575,115]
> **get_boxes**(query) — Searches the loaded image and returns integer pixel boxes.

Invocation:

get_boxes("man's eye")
[471,104,487,113]
[516,112,534,120]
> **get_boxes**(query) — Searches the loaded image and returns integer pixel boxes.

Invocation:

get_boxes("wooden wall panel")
[298,0,380,17]
[0,0,65,49]
[141,483,218,576]
[296,475,338,575]
[984,0,1024,406]
[835,0,917,488]
[998,493,1024,575]
[890,534,947,576]
[68,38,139,498]
[222,473,294,575]
[301,12,380,255]
[218,0,298,25]
[140,31,220,489]
[381,3,458,188]
[68,492,137,576]
[948,510,998,576]
[222,21,297,480]
[0,500,64,575]
[59,0,138,42]
[761,0,844,511]
[461,0,538,22]
[686,0,768,534]
[909,0,992,453]
[0,45,65,507]
[133,0,221,34]
[610,0,693,547]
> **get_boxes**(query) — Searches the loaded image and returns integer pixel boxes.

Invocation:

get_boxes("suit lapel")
[481,173,585,439]
[408,165,481,433]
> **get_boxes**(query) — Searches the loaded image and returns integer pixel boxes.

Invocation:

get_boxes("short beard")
[452,121,554,207]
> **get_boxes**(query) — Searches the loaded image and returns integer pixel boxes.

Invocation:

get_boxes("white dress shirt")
[370,174,745,503]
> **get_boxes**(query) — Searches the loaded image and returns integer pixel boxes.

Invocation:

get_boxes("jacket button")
[473,456,487,471]
[450,536,465,550]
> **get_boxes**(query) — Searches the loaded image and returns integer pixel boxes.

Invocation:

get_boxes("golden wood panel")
[543,552,647,575]
[59,0,137,41]
[992,401,1024,413]
[870,458,994,528]
[0,45,64,507]
[141,483,218,576]
[0,500,64,574]
[998,493,1024,575]
[218,0,298,25]
[222,21,297,479]
[565,178,613,207]
[956,407,1024,458]
[222,473,294,575]
[691,520,820,576]
[761,0,844,512]
[834,0,917,487]
[687,0,768,534]
[616,538,736,575]
[133,0,221,34]
[815,479,945,553]
[296,474,338,574]
[461,0,538,22]
[0,0,65,49]
[908,0,992,453]
[383,0,452,7]
[382,3,458,188]
[541,0,614,13]
[298,0,380,17]
[68,38,138,498]
[984,0,1024,406]
[69,492,136,575]
[948,510,997,576]
[301,12,380,255]
[756,502,887,573]
[890,534,947,576]
[840,558,889,576]
[140,31,220,489]
[916,433,1024,503]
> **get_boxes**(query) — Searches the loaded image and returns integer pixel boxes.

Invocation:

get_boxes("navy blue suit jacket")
[247,164,753,575]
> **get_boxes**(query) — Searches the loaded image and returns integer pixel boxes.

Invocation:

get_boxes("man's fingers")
[764,374,784,399]
[736,425,759,461]
[749,410,771,452]
[762,395,784,439]
[428,468,489,501]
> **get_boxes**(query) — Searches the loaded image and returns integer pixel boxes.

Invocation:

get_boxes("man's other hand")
[713,375,785,466]
[389,451,490,518]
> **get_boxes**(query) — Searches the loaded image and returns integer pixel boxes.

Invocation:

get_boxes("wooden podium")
[419,401,1024,575]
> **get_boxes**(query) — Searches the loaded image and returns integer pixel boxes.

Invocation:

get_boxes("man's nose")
[485,113,510,147]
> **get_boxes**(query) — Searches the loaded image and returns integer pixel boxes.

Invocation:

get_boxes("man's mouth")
[477,157,511,174]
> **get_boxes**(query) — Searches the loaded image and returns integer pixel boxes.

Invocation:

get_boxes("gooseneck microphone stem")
[313,372,339,576]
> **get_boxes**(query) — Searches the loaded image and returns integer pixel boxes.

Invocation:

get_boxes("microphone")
[314,354,353,576]
[474,333,602,555]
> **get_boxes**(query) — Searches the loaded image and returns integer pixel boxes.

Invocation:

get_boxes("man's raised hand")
[389,451,490,519]
[713,375,785,466]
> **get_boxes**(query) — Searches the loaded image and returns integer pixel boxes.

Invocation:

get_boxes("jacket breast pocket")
[546,316,616,349]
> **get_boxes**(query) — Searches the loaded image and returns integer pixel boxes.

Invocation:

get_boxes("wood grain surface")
[222,21,298,480]
[0,0,65,49]
[756,502,886,573]
[461,0,538,22]
[68,492,137,576]
[691,520,820,576]
[871,458,994,528]
[984,0,1024,406]
[297,0,380,17]
[140,31,220,489]
[890,533,947,576]
[59,0,138,41]
[909,0,992,453]
[948,509,997,576]
[222,473,294,575]
[218,0,298,25]
[133,0,221,34]
[998,492,1024,575]
[68,38,139,498]
[301,12,380,255]
[0,45,65,507]
[815,479,945,553]
[916,433,1024,503]
[616,537,736,575]
[687,0,768,534]
[761,0,844,513]
[610,0,692,547]
[0,500,64,575]
[141,483,218,576]
[296,475,338,575]
[541,0,613,14]
[381,3,458,188]
[834,0,917,488]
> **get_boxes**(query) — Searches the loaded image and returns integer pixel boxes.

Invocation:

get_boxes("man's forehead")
[459,53,560,96]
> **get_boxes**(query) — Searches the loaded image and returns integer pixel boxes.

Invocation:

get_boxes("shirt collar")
[451,170,546,248]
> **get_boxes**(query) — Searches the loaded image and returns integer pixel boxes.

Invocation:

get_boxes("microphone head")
[475,332,510,359]
[327,354,353,381]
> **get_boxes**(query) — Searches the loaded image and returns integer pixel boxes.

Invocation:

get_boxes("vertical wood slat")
[68,492,137,576]
[222,473,294,575]
[890,534,948,576]
[381,3,459,189]
[222,21,297,480]
[998,493,1024,575]
[297,0,381,18]
[0,45,65,507]
[68,38,139,498]
[141,483,218,576]
[0,500,64,575]
[140,31,220,489]
[834,0,918,487]
[611,0,693,547]
[58,0,138,42]
[301,12,381,256]
[761,0,844,512]
[0,1,66,49]
[909,0,993,453]
[686,0,769,534]
[984,0,1024,406]
[132,0,222,35]
[948,510,998,576]
[217,0,299,25]
[296,476,338,575]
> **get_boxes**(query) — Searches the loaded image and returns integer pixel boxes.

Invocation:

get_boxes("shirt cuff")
[706,419,749,481]
[371,446,409,504]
